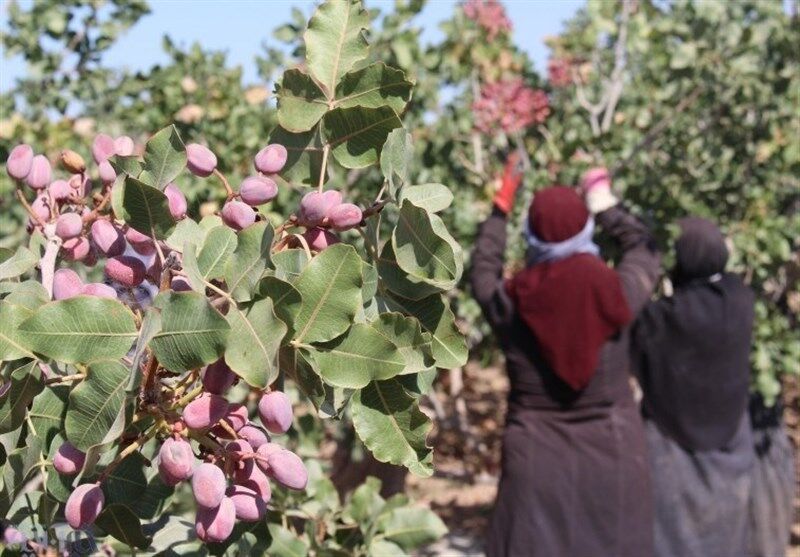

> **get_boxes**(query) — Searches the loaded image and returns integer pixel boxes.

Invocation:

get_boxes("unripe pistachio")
[98,160,116,184]
[266,449,308,491]
[6,144,34,180]
[114,136,135,156]
[61,237,91,261]
[3,525,26,545]
[81,282,118,299]
[183,394,229,430]
[202,360,236,394]
[186,143,217,177]
[192,462,226,509]
[65,483,104,529]
[164,183,187,219]
[48,179,72,202]
[298,190,342,227]
[302,227,340,251]
[258,391,293,434]
[158,437,194,485]
[92,133,116,164]
[31,195,51,223]
[212,404,249,439]
[239,176,278,206]
[328,203,363,231]
[125,226,152,247]
[53,268,84,300]
[104,256,146,287]
[26,155,52,190]
[53,442,86,476]
[90,220,125,257]
[234,461,271,503]
[226,485,266,522]
[195,497,235,543]
[55,213,83,240]
[238,424,269,450]
[60,149,86,174]
[254,144,288,174]
[68,173,90,197]
[221,201,256,231]
[255,442,282,473]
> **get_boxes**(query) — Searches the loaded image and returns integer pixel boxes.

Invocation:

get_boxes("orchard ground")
[407,362,800,556]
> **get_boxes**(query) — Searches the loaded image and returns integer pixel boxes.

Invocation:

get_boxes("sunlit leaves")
[118,176,176,239]
[225,297,286,389]
[138,125,187,189]
[323,106,403,169]
[65,360,129,451]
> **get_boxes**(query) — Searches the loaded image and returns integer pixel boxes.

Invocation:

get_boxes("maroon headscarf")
[506,187,632,390]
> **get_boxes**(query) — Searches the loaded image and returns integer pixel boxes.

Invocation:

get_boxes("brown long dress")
[471,205,660,557]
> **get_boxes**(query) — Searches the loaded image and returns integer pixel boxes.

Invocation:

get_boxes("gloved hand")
[580,166,618,214]
[493,151,524,214]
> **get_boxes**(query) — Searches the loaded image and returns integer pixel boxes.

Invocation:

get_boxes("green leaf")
[398,369,437,397]
[181,241,206,294]
[18,297,138,363]
[1,280,48,310]
[304,0,370,96]
[344,477,384,523]
[127,306,162,392]
[370,313,434,375]
[292,244,363,344]
[382,293,467,369]
[65,360,129,451]
[399,183,453,213]
[368,540,406,556]
[335,62,413,113]
[197,225,237,282]
[0,300,39,360]
[109,154,143,178]
[258,276,303,338]
[95,504,152,550]
[361,260,378,303]
[165,218,202,251]
[225,298,286,389]
[380,128,412,198]
[138,125,187,189]
[377,507,447,549]
[224,221,274,302]
[267,523,309,557]
[276,69,329,133]
[0,362,43,434]
[119,176,176,239]
[377,242,444,301]
[103,453,174,520]
[0,246,37,280]
[351,379,433,477]
[269,125,324,186]
[273,249,311,282]
[392,200,460,287]
[282,348,352,419]
[29,385,68,450]
[150,292,230,373]
[324,106,403,169]
[305,324,405,389]
[0,436,43,516]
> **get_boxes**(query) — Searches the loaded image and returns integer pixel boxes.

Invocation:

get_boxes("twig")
[45,373,85,385]
[600,0,632,133]
[40,228,62,300]
[213,169,235,200]
[15,188,48,228]
[98,427,158,483]
[318,144,331,192]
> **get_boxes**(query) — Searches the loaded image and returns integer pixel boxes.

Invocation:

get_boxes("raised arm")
[582,167,662,315]
[471,207,515,329]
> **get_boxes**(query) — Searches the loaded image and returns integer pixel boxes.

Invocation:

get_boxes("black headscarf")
[633,217,754,451]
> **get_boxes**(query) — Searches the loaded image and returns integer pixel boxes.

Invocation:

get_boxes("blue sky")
[0,0,582,94]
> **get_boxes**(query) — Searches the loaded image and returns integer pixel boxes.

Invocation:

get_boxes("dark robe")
[471,205,660,557]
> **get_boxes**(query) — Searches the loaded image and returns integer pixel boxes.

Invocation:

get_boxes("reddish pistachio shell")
[258,391,293,434]
[213,404,249,439]
[124,226,151,246]
[69,173,90,197]
[192,462,226,509]
[221,200,256,230]
[53,442,86,476]
[130,239,157,256]
[164,183,187,219]
[227,485,266,522]
[254,144,288,174]
[186,143,217,177]
[104,255,146,287]
[170,276,192,292]
[298,190,342,227]
[158,437,194,485]
[55,212,83,240]
[328,203,363,231]
[26,155,52,190]
[53,268,83,300]
[92,134,116,164]
[6,144,34,180]
[3,525,26,545]
[62,237,91,261]
[48,179,72,201]
[90,219,125,257]
[235,462,271,503]
[183,394,229,430]
[195,496,235,543]
[202,360,236,395]
[266,449,308,491]
[31,195,51,223]
[255,442,283,473]
[98,160,116,183]
[65,483,105,529]
[238,424,269,450]
[114,136,135,156]
[81,282,117,299]
[239,176,278,206]
[303,227,340,251]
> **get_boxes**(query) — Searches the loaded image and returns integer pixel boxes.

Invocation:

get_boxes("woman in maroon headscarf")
[471,159,661,557]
